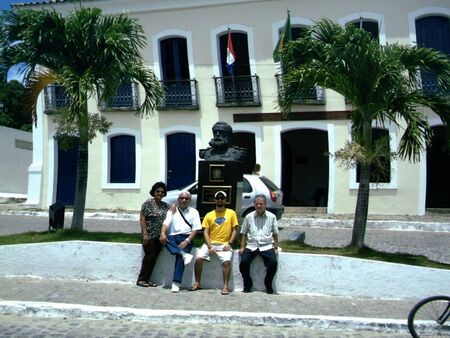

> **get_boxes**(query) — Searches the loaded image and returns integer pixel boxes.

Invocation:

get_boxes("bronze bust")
[199,121,247,162]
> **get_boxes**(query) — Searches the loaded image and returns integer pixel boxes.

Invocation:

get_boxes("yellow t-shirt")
[202,208,238,245]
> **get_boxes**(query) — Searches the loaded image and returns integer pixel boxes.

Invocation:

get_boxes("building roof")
[11,0,63,7]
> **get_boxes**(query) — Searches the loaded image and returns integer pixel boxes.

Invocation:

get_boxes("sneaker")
[182,252,193,265]
[171,282,180,293]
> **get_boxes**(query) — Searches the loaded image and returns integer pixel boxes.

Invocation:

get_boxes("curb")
[0,300,408,333]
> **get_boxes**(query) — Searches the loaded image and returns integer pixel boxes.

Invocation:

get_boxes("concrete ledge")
[0,300,408,333]
[0,241,449,299]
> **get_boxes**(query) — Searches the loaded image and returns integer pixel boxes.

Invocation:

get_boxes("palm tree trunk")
[71,101,89,231]
[351,162,371,249]
[70,138,88,231]
[350,119,372,249]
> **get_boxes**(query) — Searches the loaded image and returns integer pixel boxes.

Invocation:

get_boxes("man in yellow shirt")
[190,191,238,295]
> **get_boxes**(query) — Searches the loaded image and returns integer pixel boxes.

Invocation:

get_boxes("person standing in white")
[160,191,202,293]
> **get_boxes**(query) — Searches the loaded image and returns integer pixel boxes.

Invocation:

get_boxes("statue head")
[209,121,232,150]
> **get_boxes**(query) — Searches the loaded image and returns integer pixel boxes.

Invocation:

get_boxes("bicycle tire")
[408,295,450,337]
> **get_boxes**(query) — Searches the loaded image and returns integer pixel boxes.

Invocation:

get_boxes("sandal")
[148,281,157,287]
[189,282,202,291]
[221,288,230,295]
[136,280,150,287]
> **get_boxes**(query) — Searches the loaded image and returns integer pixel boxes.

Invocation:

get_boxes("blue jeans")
[165,234,193,283]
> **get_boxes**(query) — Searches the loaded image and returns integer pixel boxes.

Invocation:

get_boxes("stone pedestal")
[197,161,243,218]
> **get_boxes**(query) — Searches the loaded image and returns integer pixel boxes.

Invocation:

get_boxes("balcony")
[98,81,139,111]
[157,79,199,110]
[213,75,261,107]
[275,74,325,105]
[421,71,449,95]
[44,85,70,114]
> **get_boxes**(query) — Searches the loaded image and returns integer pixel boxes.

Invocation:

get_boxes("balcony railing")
[157,79,199,110]
[44,85,70,114]
[213,75,261,107]
[421,71,450,95]
[98,81,139,111]
[275,74,325,105]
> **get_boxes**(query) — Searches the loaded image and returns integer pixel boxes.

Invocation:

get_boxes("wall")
[1,241,449,299]
[0,126,32,197]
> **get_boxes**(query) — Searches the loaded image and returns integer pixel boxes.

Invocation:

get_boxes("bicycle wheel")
[408,295,450,337]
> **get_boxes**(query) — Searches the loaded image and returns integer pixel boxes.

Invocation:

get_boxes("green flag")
[273,11,292,62]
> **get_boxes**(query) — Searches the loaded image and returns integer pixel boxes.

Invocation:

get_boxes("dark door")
[160,37,192,107]
[166,133,195,190]
[56,140,78,206]
[426,126,450,208]
[231,132,255,174]
[219,32,252,102]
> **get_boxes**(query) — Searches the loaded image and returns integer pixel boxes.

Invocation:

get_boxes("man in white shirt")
[239,194,279,294]
[160,191,202,293]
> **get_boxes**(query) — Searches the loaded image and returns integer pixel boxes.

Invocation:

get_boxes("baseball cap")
[214,191,227,198]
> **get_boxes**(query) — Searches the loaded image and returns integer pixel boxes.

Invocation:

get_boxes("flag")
[226,29,236,75]
[273,11,292,62]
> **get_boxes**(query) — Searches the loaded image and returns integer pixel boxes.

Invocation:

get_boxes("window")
[416,16,450,94]
[351,20,379,41]
[275,25,325,104]
[158,37,198,109]
[350,125,397,190]
[109,135,135,183]
[356,128,391,184]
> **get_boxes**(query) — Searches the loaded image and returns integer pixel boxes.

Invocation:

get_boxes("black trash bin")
[49,201,65,231]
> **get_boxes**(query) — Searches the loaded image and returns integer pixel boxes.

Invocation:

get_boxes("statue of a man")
[199,121,247,162]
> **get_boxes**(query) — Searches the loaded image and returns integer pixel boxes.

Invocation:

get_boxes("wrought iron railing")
[44,85,70,113]
[98,81,139,110]
[421,71,449,95]
[275,74,325,105]
[157,79,199,110]
[213,75,261,107]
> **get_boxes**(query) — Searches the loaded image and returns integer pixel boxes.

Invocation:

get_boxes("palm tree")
[0,7,163,231]
[280,19,450,249]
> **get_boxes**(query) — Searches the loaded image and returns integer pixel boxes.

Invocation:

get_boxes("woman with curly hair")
[136,181,169,287]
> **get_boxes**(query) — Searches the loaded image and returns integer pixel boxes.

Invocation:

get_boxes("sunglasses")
[178,197,190,200]
[215,196,226,200]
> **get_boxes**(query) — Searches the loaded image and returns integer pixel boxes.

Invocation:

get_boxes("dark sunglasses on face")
[215,196,226,200]
[179,197,190,200]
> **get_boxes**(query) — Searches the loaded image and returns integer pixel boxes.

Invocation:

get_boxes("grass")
[1,229,449,270]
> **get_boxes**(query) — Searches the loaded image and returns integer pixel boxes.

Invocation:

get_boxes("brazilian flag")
[273,12,292,63]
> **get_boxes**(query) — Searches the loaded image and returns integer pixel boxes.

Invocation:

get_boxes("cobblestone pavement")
[0,278,416,320]
[0,315,410,338]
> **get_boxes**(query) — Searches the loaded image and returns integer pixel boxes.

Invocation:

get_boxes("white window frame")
[349,121,398,190]
[152,29,196,80]
[102,128,141,189]
[339,12,386,46]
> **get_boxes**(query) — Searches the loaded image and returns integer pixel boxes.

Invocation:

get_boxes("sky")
[0,1,26,81]
[0,1,17,10]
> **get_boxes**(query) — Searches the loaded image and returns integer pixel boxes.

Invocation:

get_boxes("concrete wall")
[1,241,449,299]
[0,126,32,197]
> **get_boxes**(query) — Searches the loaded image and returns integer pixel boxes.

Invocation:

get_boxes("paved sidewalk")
[0,201,448,335]
[0,276,413,334]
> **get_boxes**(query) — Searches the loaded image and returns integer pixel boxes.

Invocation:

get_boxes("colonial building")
[16,0,450,215]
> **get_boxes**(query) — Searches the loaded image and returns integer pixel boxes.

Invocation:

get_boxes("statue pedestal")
[197,161,243,218]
